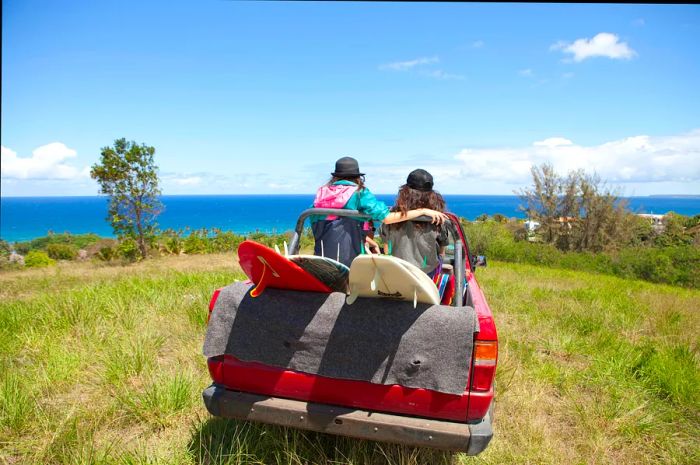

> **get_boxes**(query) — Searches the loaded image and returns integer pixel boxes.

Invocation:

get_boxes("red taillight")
[207,289,222,324]
[471,340,497,391]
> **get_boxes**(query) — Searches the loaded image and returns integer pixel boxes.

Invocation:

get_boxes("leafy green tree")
[654,212,693,247]
[90,138,162,260]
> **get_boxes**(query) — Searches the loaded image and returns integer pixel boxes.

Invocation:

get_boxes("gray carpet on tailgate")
[203,281,478,395]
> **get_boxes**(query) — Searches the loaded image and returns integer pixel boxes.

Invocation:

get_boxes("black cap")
[331,157,365,177]
[406,169,434,191]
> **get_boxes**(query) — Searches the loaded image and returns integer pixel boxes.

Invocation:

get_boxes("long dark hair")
[327,175,366,191]
[387,184,446,229]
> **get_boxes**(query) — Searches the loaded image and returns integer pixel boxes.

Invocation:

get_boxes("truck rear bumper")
[202,384,493,455]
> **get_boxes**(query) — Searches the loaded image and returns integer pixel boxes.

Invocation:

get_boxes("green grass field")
[1,254,698,464]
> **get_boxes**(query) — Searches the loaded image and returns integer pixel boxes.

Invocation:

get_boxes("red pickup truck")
[202,209,498,455]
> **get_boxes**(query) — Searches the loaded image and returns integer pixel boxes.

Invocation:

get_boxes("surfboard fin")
[321,240,324,257]
[250,256,280,298]
[413,287,418,309]
[283,241,289,257]
[274,244,281,254]
[370,267,381,291]
[251,262,270,298]
[346,289,358,305]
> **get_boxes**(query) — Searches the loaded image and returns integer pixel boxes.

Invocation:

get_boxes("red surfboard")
[237,240,332,297]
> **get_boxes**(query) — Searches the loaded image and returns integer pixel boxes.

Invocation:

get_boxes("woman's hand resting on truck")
[420,209,449,225]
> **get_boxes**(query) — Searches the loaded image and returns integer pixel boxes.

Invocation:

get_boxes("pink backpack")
[314,184,358,220]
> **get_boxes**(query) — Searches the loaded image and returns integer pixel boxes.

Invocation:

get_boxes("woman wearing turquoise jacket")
[310,157,447,267]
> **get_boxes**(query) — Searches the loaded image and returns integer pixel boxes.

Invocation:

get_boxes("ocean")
[1,195,699,243]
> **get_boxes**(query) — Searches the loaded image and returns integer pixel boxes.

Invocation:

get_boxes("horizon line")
[2,193,699,199]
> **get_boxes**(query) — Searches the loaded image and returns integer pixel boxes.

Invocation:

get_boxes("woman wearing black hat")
[380,169,449,278]
[310,158,447,267]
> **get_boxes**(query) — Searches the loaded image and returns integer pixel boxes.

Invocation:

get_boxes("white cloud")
[421,69,465,80]
[380,55,463,81]
[160,172,209,189]
[533,137,574,148]
[172,176,202,187]
[453,129,700,184]
[357,162,467,195]
[472,40,485,48]
[379,56,439,71]
[1,142,88,180]
[550,32,637,62]
[518,69,549,85]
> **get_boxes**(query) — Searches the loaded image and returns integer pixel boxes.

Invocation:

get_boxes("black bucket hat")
[406,169,434,191]
[332,156,365,177]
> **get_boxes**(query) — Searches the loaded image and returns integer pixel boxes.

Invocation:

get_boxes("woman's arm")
[382,208,448,225]
[364,235,380,254]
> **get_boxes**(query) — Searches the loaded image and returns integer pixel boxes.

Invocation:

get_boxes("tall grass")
[0,254,698,464]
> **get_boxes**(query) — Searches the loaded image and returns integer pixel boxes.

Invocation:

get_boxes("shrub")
[183,230,210,255]
[492,213,508,223]
[157,229,185,255]
[85,239,118,260]
[0,256,23,270]
[14,233,101,254]
[462,218,700,288]
[299,227,315,251]
[117,237,140,262]
[245,231,290,249]
[210,229,243,253]
[47,243,78,260]
[13,243,30,255]
[0,240,11,258]
[97,246,116,262]
[24,251,55,268]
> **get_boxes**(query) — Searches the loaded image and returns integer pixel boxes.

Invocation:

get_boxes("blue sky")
[2,1,699,196]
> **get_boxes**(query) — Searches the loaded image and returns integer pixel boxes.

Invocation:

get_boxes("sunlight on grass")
[1,254,698,464]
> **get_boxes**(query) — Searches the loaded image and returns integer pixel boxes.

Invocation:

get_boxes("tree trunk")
[135,209,147,259]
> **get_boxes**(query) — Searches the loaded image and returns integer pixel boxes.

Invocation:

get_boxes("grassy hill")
[1,255,698,464]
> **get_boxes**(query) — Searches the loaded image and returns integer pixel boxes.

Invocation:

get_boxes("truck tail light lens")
[471,340,497,392]
[207,289,222,324]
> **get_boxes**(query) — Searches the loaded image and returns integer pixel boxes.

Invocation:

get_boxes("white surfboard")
[287,255,350,293]
[346,255,440,308]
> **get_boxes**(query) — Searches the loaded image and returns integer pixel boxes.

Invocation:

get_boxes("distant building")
[637,213,666,233]
[524,220,540,232]
[524,219,541,242]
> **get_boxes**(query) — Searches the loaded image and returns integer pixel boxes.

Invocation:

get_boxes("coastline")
[2,194,699,243]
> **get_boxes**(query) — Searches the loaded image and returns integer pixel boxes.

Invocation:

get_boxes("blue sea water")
[1,194,699,243]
